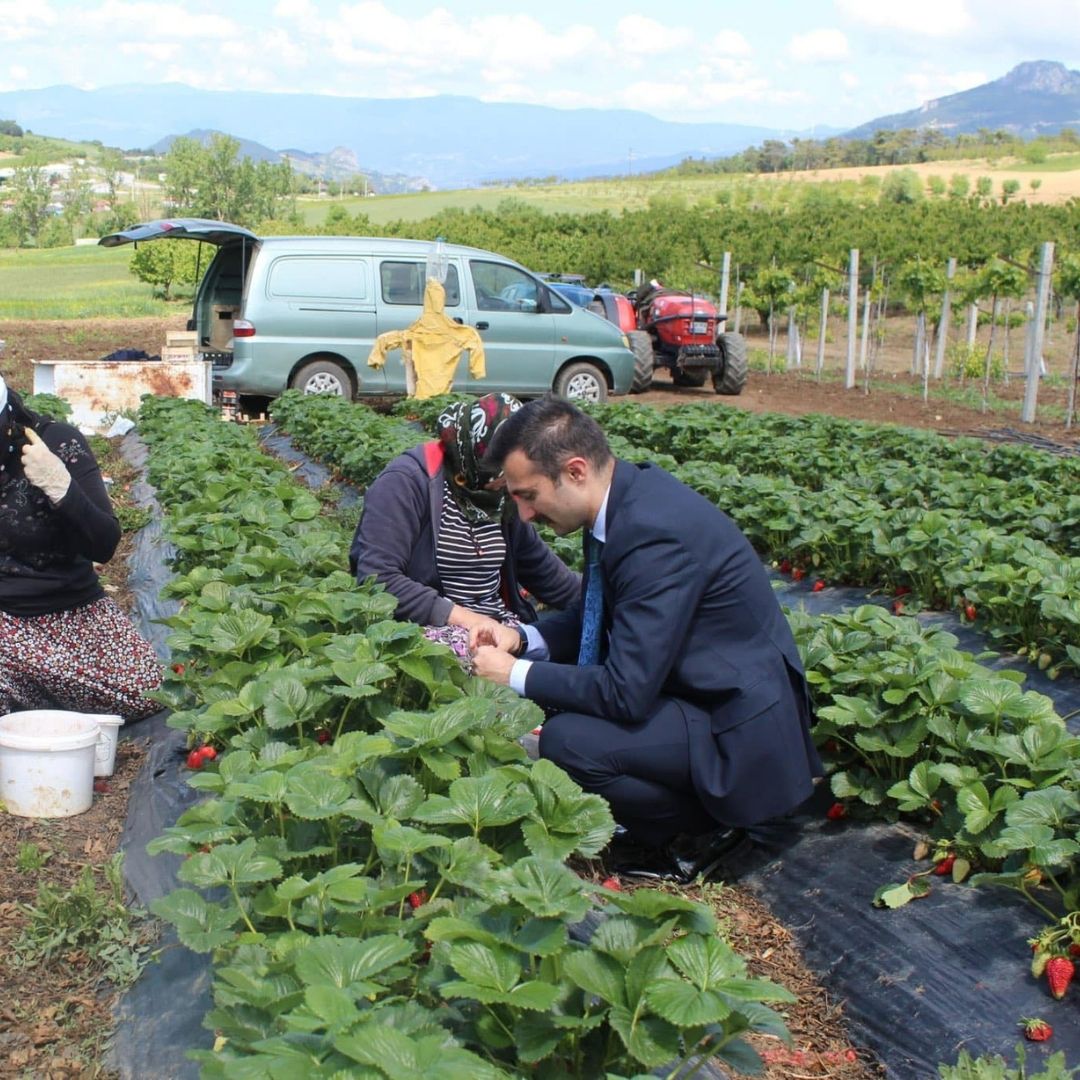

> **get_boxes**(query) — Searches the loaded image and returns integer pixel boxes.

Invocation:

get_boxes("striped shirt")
[436,480,508,618]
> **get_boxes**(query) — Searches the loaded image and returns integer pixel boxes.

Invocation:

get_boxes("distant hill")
[151,130,430,194]
[0,82,787,189]
[846,60,1080,139]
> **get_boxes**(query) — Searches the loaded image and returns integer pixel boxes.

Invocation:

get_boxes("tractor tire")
[671,368,707,388]
[554,361,608,403]
[291,357,354,397]
[628,331,654,393]
[713,332,748,395]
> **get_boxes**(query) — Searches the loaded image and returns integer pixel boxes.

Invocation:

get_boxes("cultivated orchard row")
[140,392,1079,1076]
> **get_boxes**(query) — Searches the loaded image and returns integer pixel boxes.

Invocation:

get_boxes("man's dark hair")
[486,395,612,481]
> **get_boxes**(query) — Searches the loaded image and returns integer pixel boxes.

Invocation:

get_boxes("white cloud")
[788,29,849,64]
[840,71,860,89]
[0,2,56,42]
[706,30,752,58]
[615,15,692,56]
[834,0,972,36]
[74,1,241,41]
[902,67,987,103]
[621,71,801,117]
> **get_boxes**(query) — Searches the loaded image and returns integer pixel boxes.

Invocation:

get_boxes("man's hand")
[468,617,521,655]
[472,645,516,685]
[21,428,71,504]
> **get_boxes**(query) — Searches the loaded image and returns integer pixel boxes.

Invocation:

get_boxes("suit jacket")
[525,459,821,827]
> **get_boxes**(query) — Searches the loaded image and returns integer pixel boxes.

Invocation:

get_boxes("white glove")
[21,427,72,504]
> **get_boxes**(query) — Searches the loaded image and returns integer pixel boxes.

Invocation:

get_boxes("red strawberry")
[964,603,977,621]
[316,729,332,744]
[1022,1017,1053,1042]
[1046,956,1074,999]
[600,876,622,891]
[812,579,826,592]
[893,601,905,614]
[171,662,185,675]
[933,853,956,876]
[198,745,217,761]
[186,749,204,770]
[894,585,911,596]
[779,559,792,574]
[826,802,847,821]
[792,567,805,581]
[1069,943,1080,958]
[823,738,840,754]
[407,890,429,910]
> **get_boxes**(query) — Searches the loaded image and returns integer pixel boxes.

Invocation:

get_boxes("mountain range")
[1,61,1078,191]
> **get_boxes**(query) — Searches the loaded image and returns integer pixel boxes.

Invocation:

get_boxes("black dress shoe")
[607,827,751,885]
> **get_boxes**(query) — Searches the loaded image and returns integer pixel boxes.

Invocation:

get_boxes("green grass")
[0,245,173,318]
[1000,152,1080,173]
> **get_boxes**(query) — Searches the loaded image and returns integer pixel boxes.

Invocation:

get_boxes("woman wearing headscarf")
[0,377,161,719]
[349,393,579,668]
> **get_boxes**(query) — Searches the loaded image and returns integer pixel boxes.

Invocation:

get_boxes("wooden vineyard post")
[966,303,979,349]
[1021,241,1054,424]
[859,285,871,371]
[846,248,859,389]
[733,280,743,334]
[816,288,828,379]
[718,251,731,332]
[934,257,956,379]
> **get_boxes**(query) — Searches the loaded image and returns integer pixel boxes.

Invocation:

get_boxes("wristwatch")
[514,625,529,656]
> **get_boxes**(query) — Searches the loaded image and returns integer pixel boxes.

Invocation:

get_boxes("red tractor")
[547,277,748,395]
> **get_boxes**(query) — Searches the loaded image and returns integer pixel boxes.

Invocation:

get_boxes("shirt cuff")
[519,623,550,660]
[509,658,532,696]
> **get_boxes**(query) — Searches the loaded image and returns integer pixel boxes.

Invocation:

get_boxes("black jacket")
[0,421,120,617]
[349,442,579,625]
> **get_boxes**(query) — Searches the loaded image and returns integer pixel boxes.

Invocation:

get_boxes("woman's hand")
[21,428,71,504]
[468,617,521,655]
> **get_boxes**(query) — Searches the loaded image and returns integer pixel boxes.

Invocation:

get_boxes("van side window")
[267,256,370,300]
[470,261,541,312]
[380,261,460,305]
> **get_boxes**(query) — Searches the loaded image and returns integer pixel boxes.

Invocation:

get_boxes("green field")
[0,244,174,319]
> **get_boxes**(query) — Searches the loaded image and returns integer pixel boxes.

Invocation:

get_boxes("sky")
[2,0,1080,132]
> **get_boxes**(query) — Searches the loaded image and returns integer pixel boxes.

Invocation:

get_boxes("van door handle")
[475,321,489,331]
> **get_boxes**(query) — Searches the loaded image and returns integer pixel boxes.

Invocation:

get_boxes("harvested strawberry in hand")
[826,802,847,821]
[1021,1017,1053,1042]
[933,853,956,876]
[1046,955,1074,999]
[600,876,622,891]
[812,580,826,592]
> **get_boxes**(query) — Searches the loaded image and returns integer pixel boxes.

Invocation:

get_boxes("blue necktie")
[577,530,604,666]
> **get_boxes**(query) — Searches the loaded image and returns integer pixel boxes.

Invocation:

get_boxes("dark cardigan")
[0,421,121,617]
[349,442,580,625]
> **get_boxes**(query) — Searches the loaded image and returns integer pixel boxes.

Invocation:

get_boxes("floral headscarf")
[436,393,520,523]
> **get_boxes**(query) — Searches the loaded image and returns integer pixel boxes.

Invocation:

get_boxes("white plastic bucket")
[92,714,125,777]
[0,710,100,817]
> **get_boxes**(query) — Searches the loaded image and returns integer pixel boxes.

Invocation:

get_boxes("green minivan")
[99,220,638,403]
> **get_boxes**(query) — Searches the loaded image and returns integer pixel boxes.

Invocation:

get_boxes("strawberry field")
[105,392,1080,1078]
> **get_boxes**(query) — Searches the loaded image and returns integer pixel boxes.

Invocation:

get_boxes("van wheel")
[292,359,353,397]
[554,362,607,403]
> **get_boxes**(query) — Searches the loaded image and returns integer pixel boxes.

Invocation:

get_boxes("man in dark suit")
[472,397,821,882]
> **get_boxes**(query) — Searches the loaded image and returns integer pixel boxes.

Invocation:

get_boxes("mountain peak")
[998,60,1080,94]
